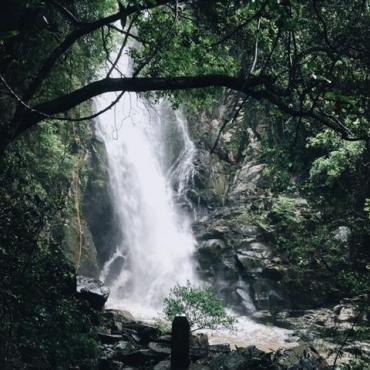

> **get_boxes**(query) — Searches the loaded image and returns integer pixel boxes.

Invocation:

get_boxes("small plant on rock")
[163,281,236,332]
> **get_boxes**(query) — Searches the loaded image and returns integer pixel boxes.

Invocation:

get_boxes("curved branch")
[48,0,82,26]
[12,74,365,144]
[23,0,189,103]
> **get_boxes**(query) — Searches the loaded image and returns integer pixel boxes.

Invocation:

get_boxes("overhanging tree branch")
[12,74,366,144]
[22,0,202,103]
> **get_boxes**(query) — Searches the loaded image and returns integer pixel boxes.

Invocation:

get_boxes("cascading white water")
[95,46,198,318]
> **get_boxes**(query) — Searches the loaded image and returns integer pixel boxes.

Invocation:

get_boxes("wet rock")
[98,358,124,370]
[191,333,209,361]
[229,162,266,200]
[103,309,135,334]
[209,344,231,354]
[236,242,271,272]
[121,322,161,344]
[333,226,351,243]
[154,359,171,370]
[336,305,357,322]
[197,239,227,262]
[114,341,133,352]
[98,333,123,345]
[149,341,171,355]
[76,275,110,310]
[191,150,229,207]
[333,297,368,323]
[114,348,167,366]
[104,309,135,323]
[100,344,116,361]
[158,335,172,343]
[209,345,276,370]
[274,345,330,369]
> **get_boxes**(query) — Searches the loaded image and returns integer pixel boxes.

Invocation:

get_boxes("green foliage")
[0,117,99,368]
[307,130,365,187]
[0,30,19,42]
[0,1,114,366]
[163,282,236,331]
[271,196,302,225]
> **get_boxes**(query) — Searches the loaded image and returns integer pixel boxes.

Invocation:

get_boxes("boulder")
[333,297,368,323]
[197,239,227,261]
[209,344,231,354]
[191,333,209,361]
[229,162,266,200]
[98,333,123,345]
[333,226,351,243]
[98,359,125,370]
[114,348,167,366]
[209,345,276,370]
[274,345,330,370]
[154,360,171,370]
[191,150,229,207]
[149,342,171,355]
[103,309,135,334]
[121,322,161,344]
[76,275,110,310]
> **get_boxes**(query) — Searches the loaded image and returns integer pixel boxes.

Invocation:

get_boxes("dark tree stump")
[171,316,190,370]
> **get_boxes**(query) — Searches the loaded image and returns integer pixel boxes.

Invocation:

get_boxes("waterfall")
[95,46,198,318]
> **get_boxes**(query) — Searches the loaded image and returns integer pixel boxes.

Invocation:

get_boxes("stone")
[154,360,171,370]
[333,226,351,243]
[209,344,231,354]
[98,359,124,370]
[274,345,330,369]
[191,333,209,361]
[76,275,110,310]
[104,309,135,323]
[158,335,172,343]
[149,342,171,355]
[114,349,167,366]
[171,316,191,370]
[98,333,123,345]
[230,162,266,198]
[209,345,276,370]
[191,150,228,207]
[121,322,161,344]
[112,321,123,333]
[114,341,132,352]
[197,239,226,260]
[103,309,135,334]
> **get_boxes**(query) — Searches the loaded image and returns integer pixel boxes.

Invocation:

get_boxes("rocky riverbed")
[95,308,330,370]
[78,276,368,369]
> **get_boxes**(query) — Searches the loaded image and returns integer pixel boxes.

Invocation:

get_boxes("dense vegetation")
[0,0,369,369]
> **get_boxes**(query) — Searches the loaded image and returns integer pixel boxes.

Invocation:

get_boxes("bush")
[163,282,236,331]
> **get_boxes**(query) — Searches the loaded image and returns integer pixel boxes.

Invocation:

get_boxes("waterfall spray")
[95,44,198,318]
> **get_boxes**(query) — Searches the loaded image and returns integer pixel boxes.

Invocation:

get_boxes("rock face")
[187,116,293,313]
[76,275,110,310]
[191,149,229,208]
[193,205,289,313]
[229,162,266,201]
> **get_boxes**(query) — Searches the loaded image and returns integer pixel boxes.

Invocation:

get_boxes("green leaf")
[0,31,19,41]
